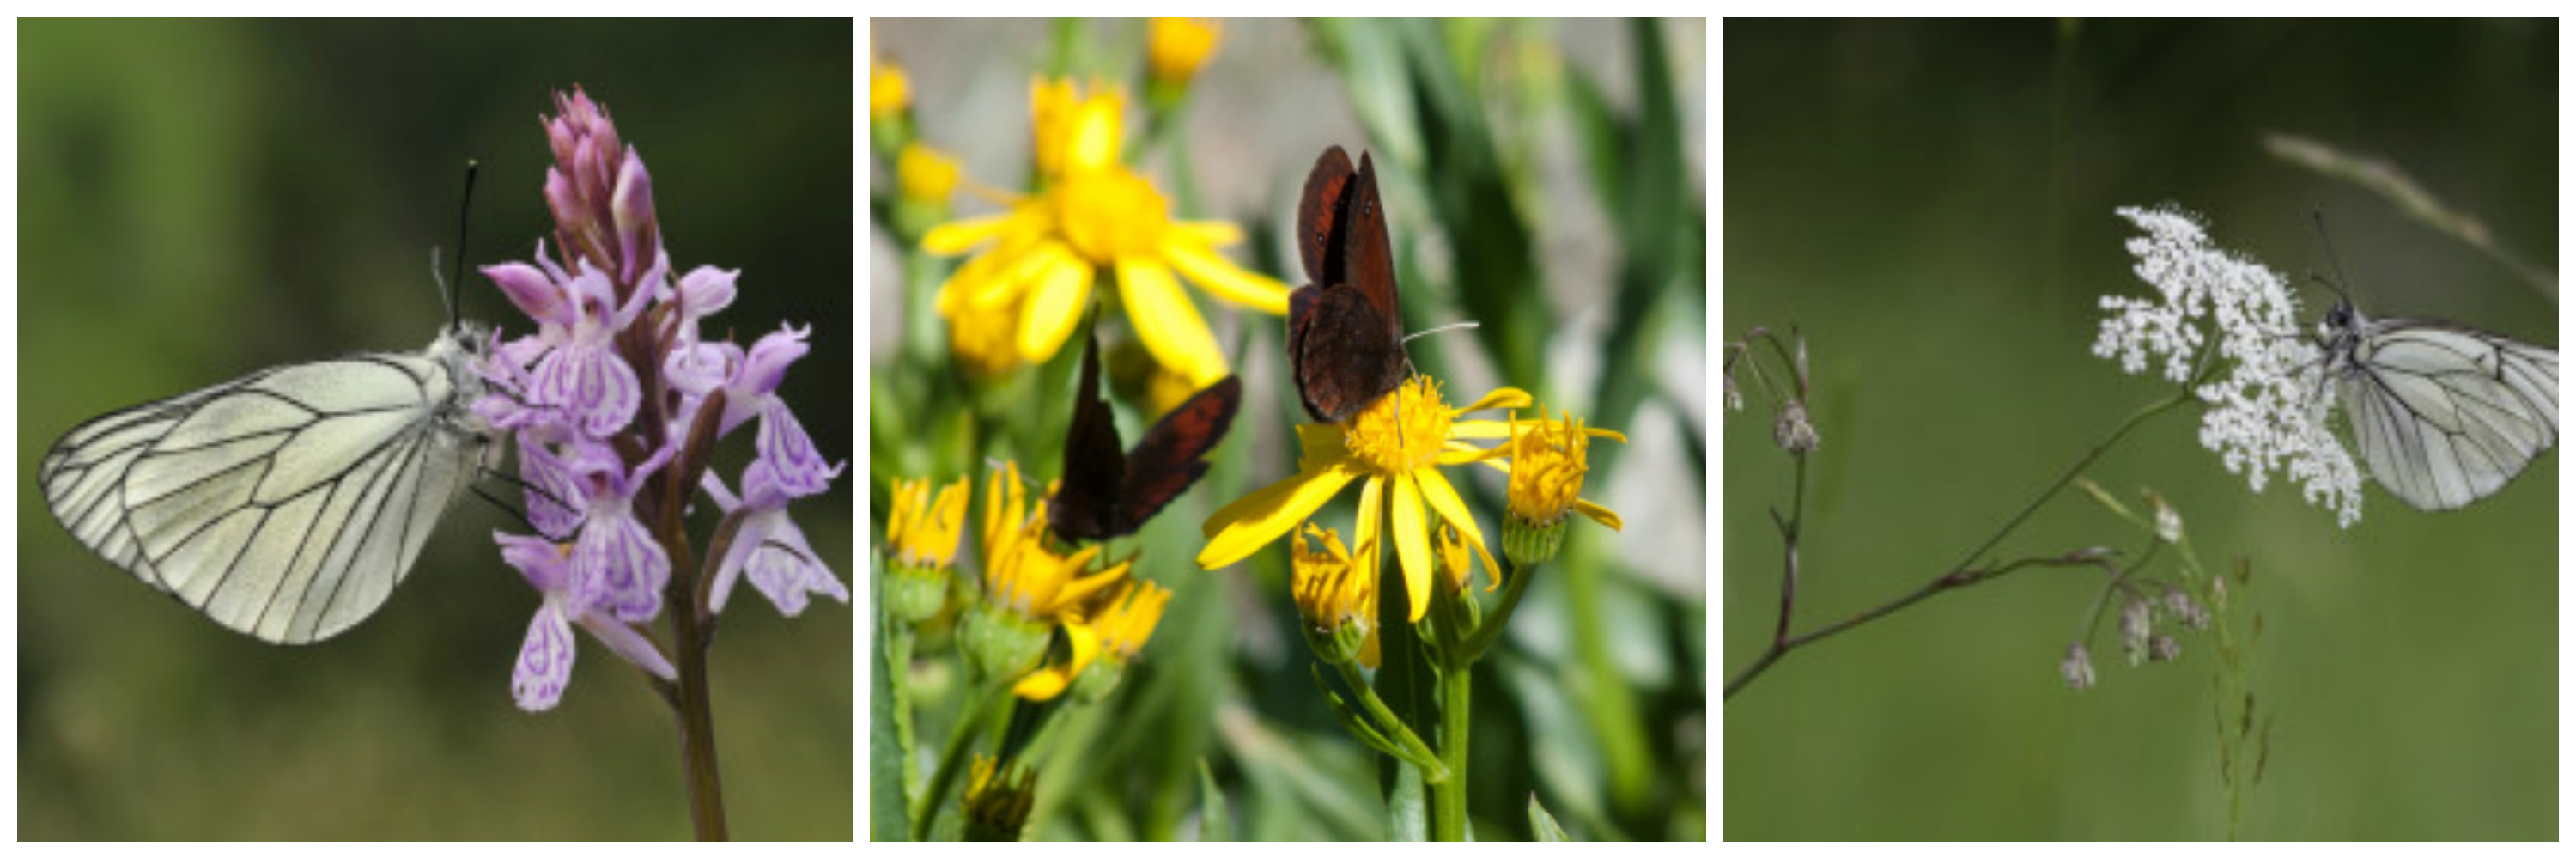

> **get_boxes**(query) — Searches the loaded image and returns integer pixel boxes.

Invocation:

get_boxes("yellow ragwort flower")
[922,77,1290,389]
[980,463,1129,623]
[1290,523,1380,667]
[871,53,911,121]
[1089,577,1172,662]
[896,141,962,206]
[966,462,1129,696]
[1147,17,1223,87]
[961,754,1036,841]
[1200,375,1527,624]
[886,474,970,569]
[884,473,969,624]
[1484,405,1625,568]
[1496,406,1623,531]
[1013,576,1171,702]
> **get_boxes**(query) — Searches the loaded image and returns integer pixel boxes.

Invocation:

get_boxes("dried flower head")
[2061,643,2097,691]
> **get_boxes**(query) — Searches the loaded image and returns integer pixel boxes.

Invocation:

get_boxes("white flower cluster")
[2093,204,2364,527]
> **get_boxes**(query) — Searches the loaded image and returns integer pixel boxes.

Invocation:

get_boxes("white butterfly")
[2318,301,2558,511]
[39,324,505,643]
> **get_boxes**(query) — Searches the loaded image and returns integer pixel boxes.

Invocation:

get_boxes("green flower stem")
[888,624,920,809]
[1431,655,1473,841]
[1334,661,1448,782]
[911,679,1001,842]
[1724,388,2196,699]
[1458,558,1539,661]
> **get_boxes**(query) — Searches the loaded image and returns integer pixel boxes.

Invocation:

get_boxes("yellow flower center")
[1342,376,1451,476]
[1053,168,1170,263]
[1506,408,1589,526]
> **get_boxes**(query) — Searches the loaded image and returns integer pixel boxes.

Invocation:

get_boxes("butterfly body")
[1289,145,1413,423]
[1049,320,1242,542]
[40,326,503,643]
[2318,301,2557,511]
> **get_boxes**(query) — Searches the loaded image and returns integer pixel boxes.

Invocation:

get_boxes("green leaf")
[1387,758,1429,842]
[868,579,914,840]
[1197,758,1233,841]
[1529,795,1573,841]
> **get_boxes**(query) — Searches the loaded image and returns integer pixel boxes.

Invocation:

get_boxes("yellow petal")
[1388,474,1431,623]
[922,214,1013,256]
[1295,422,1354,468]
[1576,498,1624,531]
[1455,387,1533,413]
[1354,477,1385,594]
[1066,91,1124,174]
[1163,240,1291,315]
[1170,219,1245,247]
[1063,618,1103,683]
[1008,620,1100,701]
[1016,253,1093,362]
[1117,256,1229,387]
[1442,444,1507,466]
[1054,564,1128,614]
[1198,465,1360,568]
[1011,666,1069,700]
[1413,469,1489,554]
[979,239,1067,310]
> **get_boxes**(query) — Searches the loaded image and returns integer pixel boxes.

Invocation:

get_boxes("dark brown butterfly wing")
[1109,375,1242,536]
[1296,146,1357,287]
[1049,322,1129,542]
[1289,146,1412,423]
[1291,286,1410,423]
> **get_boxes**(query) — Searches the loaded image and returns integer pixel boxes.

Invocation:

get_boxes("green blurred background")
[20,20,853,838]
[1723,20,2554,838]
[871,19,1705,839]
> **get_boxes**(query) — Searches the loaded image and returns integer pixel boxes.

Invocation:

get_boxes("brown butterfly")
[1049,314,1242,542]
[1289,145,1413,423]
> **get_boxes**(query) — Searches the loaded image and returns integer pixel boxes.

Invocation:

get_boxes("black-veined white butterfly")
[39,322,506,644]
[2316,300,2557,511]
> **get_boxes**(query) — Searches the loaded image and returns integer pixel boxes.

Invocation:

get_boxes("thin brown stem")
[1725,390,2194,699]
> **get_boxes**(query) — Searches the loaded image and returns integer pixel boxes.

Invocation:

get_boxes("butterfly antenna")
[2307,209,2358,306]
[448,159,481,332]
[475,463,580,534]
[469,484,550,533]
[1401,320,1479,344]
[1391,320,1478,459]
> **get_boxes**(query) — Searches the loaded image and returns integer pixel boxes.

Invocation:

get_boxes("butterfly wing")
[40,338,495,643]
[1296,145,1357,288]
[1109,375,1242,536]
[1049,321,1133,542]
[2340,320,2557,510]
[1289,146,1412,423]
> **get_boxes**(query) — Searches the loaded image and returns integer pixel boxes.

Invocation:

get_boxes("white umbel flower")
[2093,204,2365,527]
